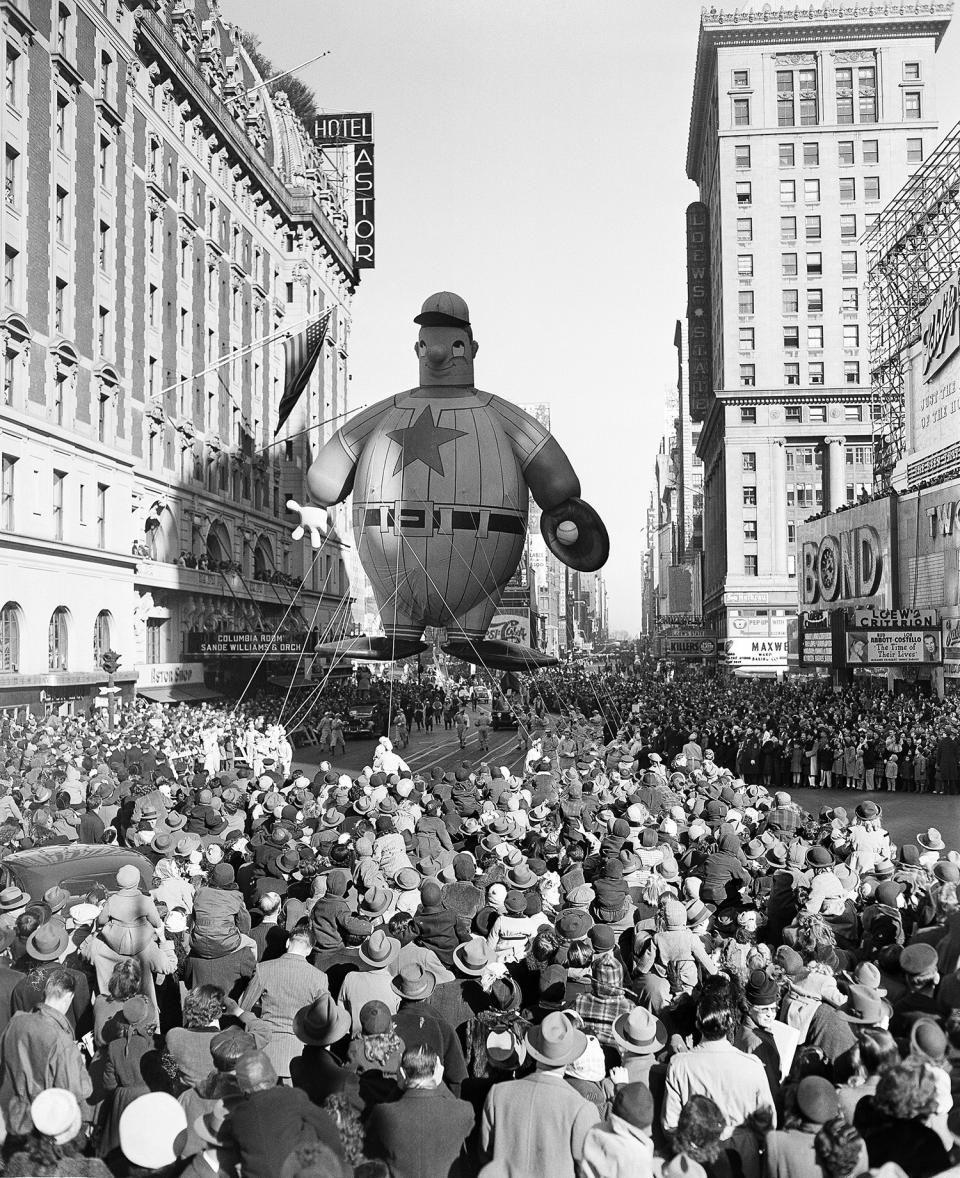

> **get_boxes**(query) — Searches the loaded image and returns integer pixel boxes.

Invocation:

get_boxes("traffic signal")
[101,649,121,675]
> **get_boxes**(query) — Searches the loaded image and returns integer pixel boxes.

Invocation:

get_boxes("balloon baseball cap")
[414,291,472,332]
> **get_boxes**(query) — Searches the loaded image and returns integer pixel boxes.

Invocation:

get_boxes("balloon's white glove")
[287,499,327,548]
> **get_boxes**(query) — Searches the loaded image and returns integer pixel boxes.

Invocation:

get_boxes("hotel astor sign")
[312,113,375,269]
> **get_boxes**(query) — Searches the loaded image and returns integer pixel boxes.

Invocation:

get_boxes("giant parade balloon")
[287,292,609,670]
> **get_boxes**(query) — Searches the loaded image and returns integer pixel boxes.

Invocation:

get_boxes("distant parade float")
[287,292,609,670]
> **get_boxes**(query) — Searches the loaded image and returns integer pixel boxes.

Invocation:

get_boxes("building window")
[736,181,752,205]
[1,454,14,530]
[838,140,854,165]
[802,142,819,165]
[179,308,188,347]
[53,369,66,423]
[744,555,759,576]
[807,288,823,313]
[739,328,755,352]
[55,92,69,152]
[806,252,822,276]
[742,451,757,471]
[904,90,921,119]
[3,244,17,308]
[145,618,164,663]
[840,177,856,202]
[781,216,797,241]
[48,606,69,671]
[836,67,854,123]
[804,178,820,203]
[740,405,756,423]
[97,392,109,441]
[55,185,68,241]
[858,65,877,121]
[842,287,859,311]
[54,279,67,334]
[97,307,109,354]
[844,360,861,384]
[780,179,796,204]
[743,485,757,506]
[56,4,70,53]
[96,484,107,548]
[777,68,818,126]
[0,601,19,672]
[785,362,800,386]
[840,214,857,239]
[93,609,110,663]
[4,144,18,210]
[864,176,880,202]
[740,365,755,388]
[845,403,863,422]
[808,325,824,349]
[805,215,821,241]
[907,137,924,163]
[787,522,796,544]
[98,134,111,188]
[744,520,758,540]
[809,362,824,385]
[782,253,798,277]
[779,143,795,167]
[784,326,800,349]
[785,405,802,422]
[843,324,860,348]
[737,254,753,277]
[98,221,110,270]
[783,289,799,314]
[841,251,858,275]
[848,444,871,464]
[809,404,826,422]
[52,470,65,539]
[2,350,15,406]
[735,144,751,168]
[733,97,750,126]
[904,61,921,81]
[733,69,749,87]
[99,50,112,101]
[5,44,19,109]
[738,290,755,314]
[863,139,879,164]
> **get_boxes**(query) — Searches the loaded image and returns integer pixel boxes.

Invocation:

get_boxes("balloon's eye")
[452,341,465,354]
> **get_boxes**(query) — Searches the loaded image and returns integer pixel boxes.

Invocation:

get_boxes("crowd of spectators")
[0,666,957,1176]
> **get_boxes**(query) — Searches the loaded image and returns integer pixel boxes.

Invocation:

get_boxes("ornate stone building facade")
[0,0,360,711]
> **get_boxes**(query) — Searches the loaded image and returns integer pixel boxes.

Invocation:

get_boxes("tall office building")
[686,2,951,659]
[0,0,359,713]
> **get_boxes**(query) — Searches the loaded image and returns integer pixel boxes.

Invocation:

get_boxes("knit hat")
[663,899,687,930]
[795,1075,839,1124]
[612,1082,654,1130]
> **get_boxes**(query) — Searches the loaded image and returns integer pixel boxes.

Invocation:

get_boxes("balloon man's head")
[414,291,478,388]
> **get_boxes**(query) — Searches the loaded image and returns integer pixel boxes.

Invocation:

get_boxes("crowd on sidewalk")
[0,668,958,1176]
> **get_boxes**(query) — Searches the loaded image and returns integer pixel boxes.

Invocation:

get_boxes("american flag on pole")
[274,310,333,436]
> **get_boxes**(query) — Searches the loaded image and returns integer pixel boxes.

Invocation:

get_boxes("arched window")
[93,610,112,666]
[253,537,273,580]
[0,601,20,673]
[48,606,69,671]
[206,521,231,565]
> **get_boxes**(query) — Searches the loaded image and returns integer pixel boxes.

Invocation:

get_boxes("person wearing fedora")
[340,930,402,1034]
[366,1044,475,1178]
[392,964,468,1097]
[288,992,352,1105]
[13,920,93,1034]
[481,1010,600,1178]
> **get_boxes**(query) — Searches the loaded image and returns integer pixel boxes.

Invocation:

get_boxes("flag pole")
[157,313,321,398]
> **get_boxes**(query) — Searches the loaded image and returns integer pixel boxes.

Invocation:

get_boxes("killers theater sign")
[313,113,375,269]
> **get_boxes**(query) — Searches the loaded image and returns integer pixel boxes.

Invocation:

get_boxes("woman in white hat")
[5,1087,111,1177]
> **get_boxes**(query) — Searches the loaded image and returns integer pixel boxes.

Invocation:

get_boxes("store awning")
[137,684,224,704]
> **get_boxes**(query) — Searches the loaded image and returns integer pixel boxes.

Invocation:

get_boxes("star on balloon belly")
[386,405,467,476]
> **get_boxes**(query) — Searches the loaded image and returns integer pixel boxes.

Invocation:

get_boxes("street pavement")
[294,723,960,852]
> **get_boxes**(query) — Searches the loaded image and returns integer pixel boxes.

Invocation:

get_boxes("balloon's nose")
[425,343,448,366]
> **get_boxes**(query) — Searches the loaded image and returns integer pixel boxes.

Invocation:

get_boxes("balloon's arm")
[305,430,357,508]
[523,435,581,512]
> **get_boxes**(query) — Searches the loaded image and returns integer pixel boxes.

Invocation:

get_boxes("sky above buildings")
[223,0,960,634]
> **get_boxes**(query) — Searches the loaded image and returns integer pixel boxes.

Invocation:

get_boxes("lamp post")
[100,649,121,731]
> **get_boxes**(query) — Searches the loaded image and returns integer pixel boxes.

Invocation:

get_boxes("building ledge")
[0,531,137,569]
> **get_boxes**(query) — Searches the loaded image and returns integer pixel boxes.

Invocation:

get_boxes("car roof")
[4,845,154,900]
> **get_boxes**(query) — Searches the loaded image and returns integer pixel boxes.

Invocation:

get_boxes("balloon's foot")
[441,639,558,671]
[314,636,429,661]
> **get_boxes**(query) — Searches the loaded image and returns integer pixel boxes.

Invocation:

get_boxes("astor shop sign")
[801,525,883,604]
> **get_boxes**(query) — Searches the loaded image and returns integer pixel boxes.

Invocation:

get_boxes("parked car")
[344,703,379,739]
[0,845,155,902]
